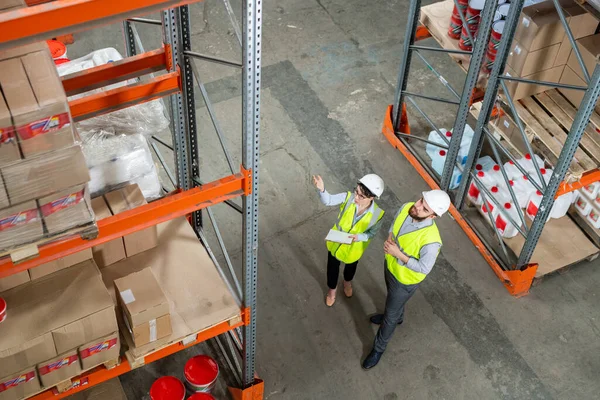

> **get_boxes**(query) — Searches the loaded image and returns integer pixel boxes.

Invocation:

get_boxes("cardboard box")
[90,197,125,268]
[0,368,41,400]
[515,3,568,52]
[114,267,170,326]
[507,41,560,76]
[558,64,588,107]
[67,378,127,400]
[555,39,572,67]
[29,248,93,281]
[0,270,29,293]
[0,93,21,167]
[105,185,158,257]
[37,350,81,388]
[78,332,120,370]
[0,260,117,377]
[566,34,600,82]
[3,145,90,204]
[0,173,9,209]
[0,42,48,62]
[504,65,564,100]
[0,201,44,252]
[123,311,172,348]
[39,185,94,235]
[0,0,25,12]
[564,4,599,40]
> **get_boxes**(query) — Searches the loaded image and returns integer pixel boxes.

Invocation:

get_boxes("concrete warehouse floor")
[62,0,600,399]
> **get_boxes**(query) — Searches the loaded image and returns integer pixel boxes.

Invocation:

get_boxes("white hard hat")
[422,189,451,216]
[359,174,384,198]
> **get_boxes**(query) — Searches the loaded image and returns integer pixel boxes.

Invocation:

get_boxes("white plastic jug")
[529,167,552,188]
[512,175,535,208]
[525,190,549,221]
[495,202,521,238]
[581,182,600,200]
[487,164,507,186]
[587,207,600,229]
[479,186,509,218]
[550,192,574,219]
[426,130,452,160]
[518,153,544,173]
[475,156,496,172]
[467,171,495,205]
[431,150,462,189]
[457,124,475,165]
[574,191,593,217]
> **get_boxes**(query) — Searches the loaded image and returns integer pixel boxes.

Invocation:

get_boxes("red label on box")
[0,127,16,144]
[0,209,38,232]
[40,188,85,217]
[80,338,118,359]
[38,355,79,375]
[0,371,35,393]
[17,112,70,140]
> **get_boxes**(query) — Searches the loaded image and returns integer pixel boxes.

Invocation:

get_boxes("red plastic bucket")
[184,356,219,393]
[188,394,216,400]
[150,377,186,400]
[0,297,6,323]
[54,58,71,66]
[448,14,463,39]
[46,40,67,59]
[459,0,485,50]
[487,20,505,55]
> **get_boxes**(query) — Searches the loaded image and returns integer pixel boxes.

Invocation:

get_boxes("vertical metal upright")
[122,20,137,57]
[241,0,261,387]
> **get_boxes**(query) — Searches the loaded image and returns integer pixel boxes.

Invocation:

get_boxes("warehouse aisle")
[65,0,600,399]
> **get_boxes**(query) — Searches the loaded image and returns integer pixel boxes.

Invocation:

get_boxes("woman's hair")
[358,182,375,199]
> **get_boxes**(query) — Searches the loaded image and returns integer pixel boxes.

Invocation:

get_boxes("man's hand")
[312,175,325,192]
[384,240,404,259]
[349,234,359,242]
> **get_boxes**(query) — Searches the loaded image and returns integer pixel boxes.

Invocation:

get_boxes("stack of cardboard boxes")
[0,40,94,253]
[557,33,600,107]
[504,0,598,100]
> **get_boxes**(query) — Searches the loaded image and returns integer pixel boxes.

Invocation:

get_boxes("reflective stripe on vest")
[326,192,385,264]
[385,202,442,285]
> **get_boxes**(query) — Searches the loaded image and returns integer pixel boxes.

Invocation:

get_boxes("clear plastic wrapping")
[81,129,162,200]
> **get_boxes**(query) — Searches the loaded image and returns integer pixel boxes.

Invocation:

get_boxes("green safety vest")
[326,192,384,264]
[385,202,442,285]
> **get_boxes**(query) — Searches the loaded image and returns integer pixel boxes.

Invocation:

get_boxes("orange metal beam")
[0,169,251,278]
[556,169,600,198]
[0,0,203,50]
[28,308,249,399]
[62,49,168,96]
[69,70,180,121]
[382,105,537,296]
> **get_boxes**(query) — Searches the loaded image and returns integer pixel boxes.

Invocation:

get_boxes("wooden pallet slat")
[546,89,600,134]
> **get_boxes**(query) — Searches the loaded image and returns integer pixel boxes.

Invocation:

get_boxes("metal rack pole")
[241,0,261,388]
[517,64,600,267]
[122,20,137,57]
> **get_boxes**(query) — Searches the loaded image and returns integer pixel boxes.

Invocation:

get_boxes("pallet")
[568,205,600,248]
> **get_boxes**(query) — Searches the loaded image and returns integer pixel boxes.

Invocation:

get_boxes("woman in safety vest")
[313,174,385,307]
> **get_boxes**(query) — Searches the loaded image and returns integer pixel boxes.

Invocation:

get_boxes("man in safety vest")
[313,174,385,307]
[362,189,451,369]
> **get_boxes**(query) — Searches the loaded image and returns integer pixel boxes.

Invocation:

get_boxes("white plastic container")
[503,160,522,180]
[467,171,496,205]
[457,124,475,165]
[525,190,548,221]
[495,202,521,238]
[587,207,600,229]
[512,175,535,208]
[487,164,505,186]
[431,150,462,189]
[550,192,575,219]
[475,155,496,172]
[479,186,508,218]
[529,167,552,187]
[580,182,600,200]
[574,191,593,217]
[519,153,544,173]
[426,129,452,160]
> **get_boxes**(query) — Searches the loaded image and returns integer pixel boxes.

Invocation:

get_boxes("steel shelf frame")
[382,0,600,296]
[0,0,264,398]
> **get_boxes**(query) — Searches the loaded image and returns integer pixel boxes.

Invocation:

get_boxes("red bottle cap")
[477,171,485,177]
[525,153,532,160]
[491,186,499,193]
[540,168,546,174]
[446,131,452,137]
[536,190,542,196]
[475,164,483,170]
[439,150,446,156]
[493,165,500,171]
[505,203,511,209]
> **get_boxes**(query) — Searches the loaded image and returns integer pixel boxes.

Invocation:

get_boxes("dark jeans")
[326,252,358,289]
[373,262,419,352]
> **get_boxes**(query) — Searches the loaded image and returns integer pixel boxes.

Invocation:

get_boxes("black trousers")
[327,252,359,289]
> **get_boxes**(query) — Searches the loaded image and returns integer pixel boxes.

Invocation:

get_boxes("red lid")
[509,160,514,165]
[477,171,485,177]
[475,164,482,170]
[525,153,532,160]
[0,297,5,314]
[150,377,185,400]
[188,395,215,400]
[523,175,528,180]
[54,57,70,65]
[46,40,66,59]
[536,190,542,196]
[509,180,514,186]
[184,356,219,386]
[439,150,446,156]
[491,186,499,193]
[505,203,511,209]
[493,165,500,171]
[446,131,452,137]
[540,168,546,174]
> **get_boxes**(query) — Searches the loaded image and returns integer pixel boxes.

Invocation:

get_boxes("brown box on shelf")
[37,349,81,388]
[114,267,171,347]
[78,332,120,370]
[515,3,568,52]
[0,367,41,400]
[554,39,572,67]
[0,42,48,62]
[0,92,21,168]
[68,378,127,400]
[16,51,74,158]
[90,196,125,268]
[29,248,93,281]
[0,201,44,252]
[558,64,588,107]
[507,40,560,76]
[39,185,94,236]
[564,4,599,40]
[0,332,56,381]
[104,184,157,257]
[3,145,90,204]
[0,0,25,12]
[0,270,29,293]
[503,65,564,100]
[0,173,9,210]
[566,34,600,82]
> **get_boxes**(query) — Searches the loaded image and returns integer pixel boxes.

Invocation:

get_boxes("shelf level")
[0,170,250,279]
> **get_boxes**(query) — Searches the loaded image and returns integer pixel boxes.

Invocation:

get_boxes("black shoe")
[369,314,403,325]
[362,349,383,370]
